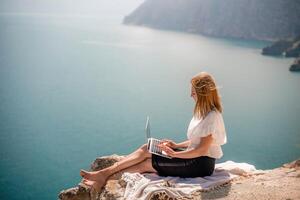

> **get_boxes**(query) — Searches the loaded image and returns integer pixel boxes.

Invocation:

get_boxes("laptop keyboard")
[147,138,172,159]
[149,138,161,153]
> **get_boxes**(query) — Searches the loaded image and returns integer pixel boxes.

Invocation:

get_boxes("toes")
[80,169,88,177]
[84,181,102,192]
[82,178,87,182]
[82,179,103,192]
[82,179,94,186]
[79,172,104,193]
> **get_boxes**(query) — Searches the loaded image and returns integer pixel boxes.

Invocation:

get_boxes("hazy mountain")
[0,0,143,17]
[123,0,300,41]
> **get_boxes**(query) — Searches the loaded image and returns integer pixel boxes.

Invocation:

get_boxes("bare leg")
[82,158,157,192]
[117,158,157,174]
[80,143,151,182]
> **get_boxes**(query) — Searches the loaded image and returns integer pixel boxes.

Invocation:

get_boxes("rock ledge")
[58,156,300,200]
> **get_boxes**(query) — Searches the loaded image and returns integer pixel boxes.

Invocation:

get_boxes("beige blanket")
[121,161,263,200]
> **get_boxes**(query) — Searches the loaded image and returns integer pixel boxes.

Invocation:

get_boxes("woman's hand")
[160,139,177,149]
[157,143,177,158]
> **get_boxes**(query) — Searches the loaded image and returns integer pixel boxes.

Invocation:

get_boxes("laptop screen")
[145,116,151,140]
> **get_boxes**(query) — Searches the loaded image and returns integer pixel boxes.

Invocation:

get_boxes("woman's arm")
[159,134,213,159]
[160,139,190,149]
[175,140,191,148]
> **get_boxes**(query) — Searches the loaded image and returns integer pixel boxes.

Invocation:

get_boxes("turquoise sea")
[0,4,299,200]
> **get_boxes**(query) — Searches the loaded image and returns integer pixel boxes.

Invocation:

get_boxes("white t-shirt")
[186,110,227,159]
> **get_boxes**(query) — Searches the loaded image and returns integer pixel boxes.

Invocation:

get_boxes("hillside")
[123,0,300,41]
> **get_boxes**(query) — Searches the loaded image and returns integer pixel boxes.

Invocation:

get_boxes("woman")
[80,71,227,192]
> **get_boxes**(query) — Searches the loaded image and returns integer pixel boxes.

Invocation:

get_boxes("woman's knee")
[139,143,148,152]
[138,143,151,158]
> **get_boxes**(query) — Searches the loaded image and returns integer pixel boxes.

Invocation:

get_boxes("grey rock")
[262,40,294,56]
[58,154,126,200]
[290,57,300,72]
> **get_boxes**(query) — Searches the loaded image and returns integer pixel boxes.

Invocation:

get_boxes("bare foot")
[80,169,98,180]
[80,169,109,182]
[81,178,105,193]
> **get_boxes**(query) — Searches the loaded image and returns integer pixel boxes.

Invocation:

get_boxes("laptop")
[145,116,173,159]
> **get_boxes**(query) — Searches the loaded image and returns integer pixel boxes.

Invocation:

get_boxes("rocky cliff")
[58,155,300,200]
[290,58,300,71]
[262,35,300,71]
[123,0,300,41]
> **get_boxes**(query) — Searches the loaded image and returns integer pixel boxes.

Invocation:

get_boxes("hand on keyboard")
[157,142,176,157]
[160,139,177,148]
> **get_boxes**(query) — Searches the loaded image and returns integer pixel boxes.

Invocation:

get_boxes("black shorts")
[151,154,216,178]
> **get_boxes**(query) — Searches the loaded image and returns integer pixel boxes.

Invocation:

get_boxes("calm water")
[0,12,299,200]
